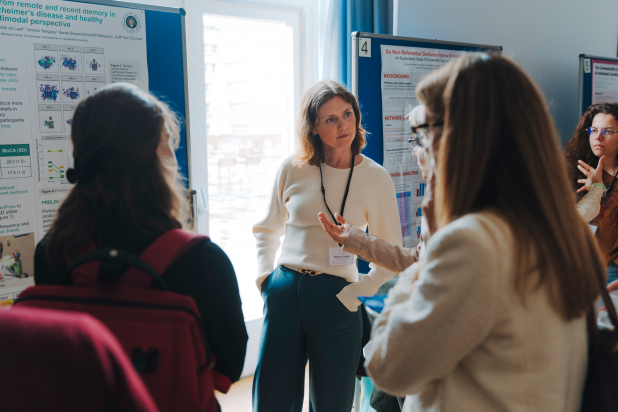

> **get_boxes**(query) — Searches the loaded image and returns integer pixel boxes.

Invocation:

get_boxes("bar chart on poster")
[0,0,189,304]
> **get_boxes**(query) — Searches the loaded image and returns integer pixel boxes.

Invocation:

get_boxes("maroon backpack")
[15,229,231,412]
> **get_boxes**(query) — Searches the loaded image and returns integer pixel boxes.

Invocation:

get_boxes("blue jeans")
[608,262,618,285]
[253,266,362,412]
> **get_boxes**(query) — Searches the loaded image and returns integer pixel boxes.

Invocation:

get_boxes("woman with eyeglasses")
[566,103,618,284]
[320,54,606,412]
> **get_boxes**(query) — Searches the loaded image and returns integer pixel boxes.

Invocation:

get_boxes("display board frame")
[350,32,501,272]
[351,32,501,165]
[578,54,618,118]
[66,0,192,188]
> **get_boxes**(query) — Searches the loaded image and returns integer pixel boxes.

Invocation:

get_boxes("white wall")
[395,0,618,143]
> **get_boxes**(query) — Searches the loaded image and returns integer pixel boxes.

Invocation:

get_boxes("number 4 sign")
[359,38,371,58]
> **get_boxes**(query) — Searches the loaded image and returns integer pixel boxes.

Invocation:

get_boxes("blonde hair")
[419,54,605,320]
[294,80,366,166]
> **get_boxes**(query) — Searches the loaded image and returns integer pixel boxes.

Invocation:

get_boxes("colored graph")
[415,182,426,197]
[43,141,69,183]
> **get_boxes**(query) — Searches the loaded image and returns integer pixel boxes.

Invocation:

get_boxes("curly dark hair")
[565,102,618,198]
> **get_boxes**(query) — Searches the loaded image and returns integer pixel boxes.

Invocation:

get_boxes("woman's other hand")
[577,156,605,193]
[318,212,351,244]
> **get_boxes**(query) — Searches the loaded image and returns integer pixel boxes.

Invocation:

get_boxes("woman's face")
[589,113,618,161]
[313,96,356,152]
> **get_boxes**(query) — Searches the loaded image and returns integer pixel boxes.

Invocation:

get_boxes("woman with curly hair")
[566,103,618,283]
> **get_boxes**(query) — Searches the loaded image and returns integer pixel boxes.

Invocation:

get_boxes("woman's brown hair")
[46,83,188,267]
[294,80,366,166]
[566,102,618,197]
[419,54,605,320]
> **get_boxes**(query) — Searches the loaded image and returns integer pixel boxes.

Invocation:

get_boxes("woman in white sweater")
[326,55,606,412]
[252,80,403,412]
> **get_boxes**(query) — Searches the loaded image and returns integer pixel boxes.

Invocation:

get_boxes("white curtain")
[318,0,345,84]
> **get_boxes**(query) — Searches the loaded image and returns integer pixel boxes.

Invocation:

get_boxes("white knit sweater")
[253,155,404,311]
[366,212,587,412]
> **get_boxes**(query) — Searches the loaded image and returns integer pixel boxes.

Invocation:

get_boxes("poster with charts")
[380,45,464,247]
[0,0,148,303]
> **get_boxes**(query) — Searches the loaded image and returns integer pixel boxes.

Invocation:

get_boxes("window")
[187,0,316,377]
[202,14,293,321]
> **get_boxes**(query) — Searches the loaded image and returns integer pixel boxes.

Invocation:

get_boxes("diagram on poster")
[85,76,107,96]
[37,75,61,103]
[0,0,149,302]
[61,75,83,103]
[380,45,465,246]
[84,48,106,75]
[34,44,58,73]
[60,46,82,74]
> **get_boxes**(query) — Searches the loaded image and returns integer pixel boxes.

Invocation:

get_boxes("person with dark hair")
[34,83,248,390]
[252,79,402,411]
[566,102,618,283]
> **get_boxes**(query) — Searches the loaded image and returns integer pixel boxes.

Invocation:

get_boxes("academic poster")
[0,0,149,304]
[380,45,463,247]
[592,59,618,105]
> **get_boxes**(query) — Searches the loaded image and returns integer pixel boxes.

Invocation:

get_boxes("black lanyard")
[319,153,355,245]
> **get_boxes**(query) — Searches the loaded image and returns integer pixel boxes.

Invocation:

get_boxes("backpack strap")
[67,243,100,286]
[120,229,210,288]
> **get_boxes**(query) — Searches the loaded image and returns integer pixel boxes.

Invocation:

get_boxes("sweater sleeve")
[165,240,248,384]
[343,226,416,274]
[576,185,604,223]
[365,219,498,396]
[252,161,289,289]
[337,173,404,311]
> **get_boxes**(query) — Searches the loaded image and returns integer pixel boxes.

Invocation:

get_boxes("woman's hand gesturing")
[318,212,351,244]
[577,156,605,193]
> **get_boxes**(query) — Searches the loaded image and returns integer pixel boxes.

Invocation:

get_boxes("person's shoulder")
[358,155,393,181]
[428,211,514,261]
[165,237,239,289]
[181,237,232,267]
[279,155,295,169]
[275,155,309,179]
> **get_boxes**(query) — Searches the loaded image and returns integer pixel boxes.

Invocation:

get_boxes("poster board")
[0,0,190,304]
[579,54,618,118]
[350,32,500,272]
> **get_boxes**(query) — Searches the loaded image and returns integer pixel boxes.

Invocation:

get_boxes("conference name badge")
[330,247,354,266]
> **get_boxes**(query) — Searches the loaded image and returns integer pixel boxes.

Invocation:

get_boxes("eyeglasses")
[408,122,444,150]
[587,127,618,138]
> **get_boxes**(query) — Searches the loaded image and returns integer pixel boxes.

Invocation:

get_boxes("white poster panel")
[592,60,618,105]
[0,0,149,303]
[380,45,464,247]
